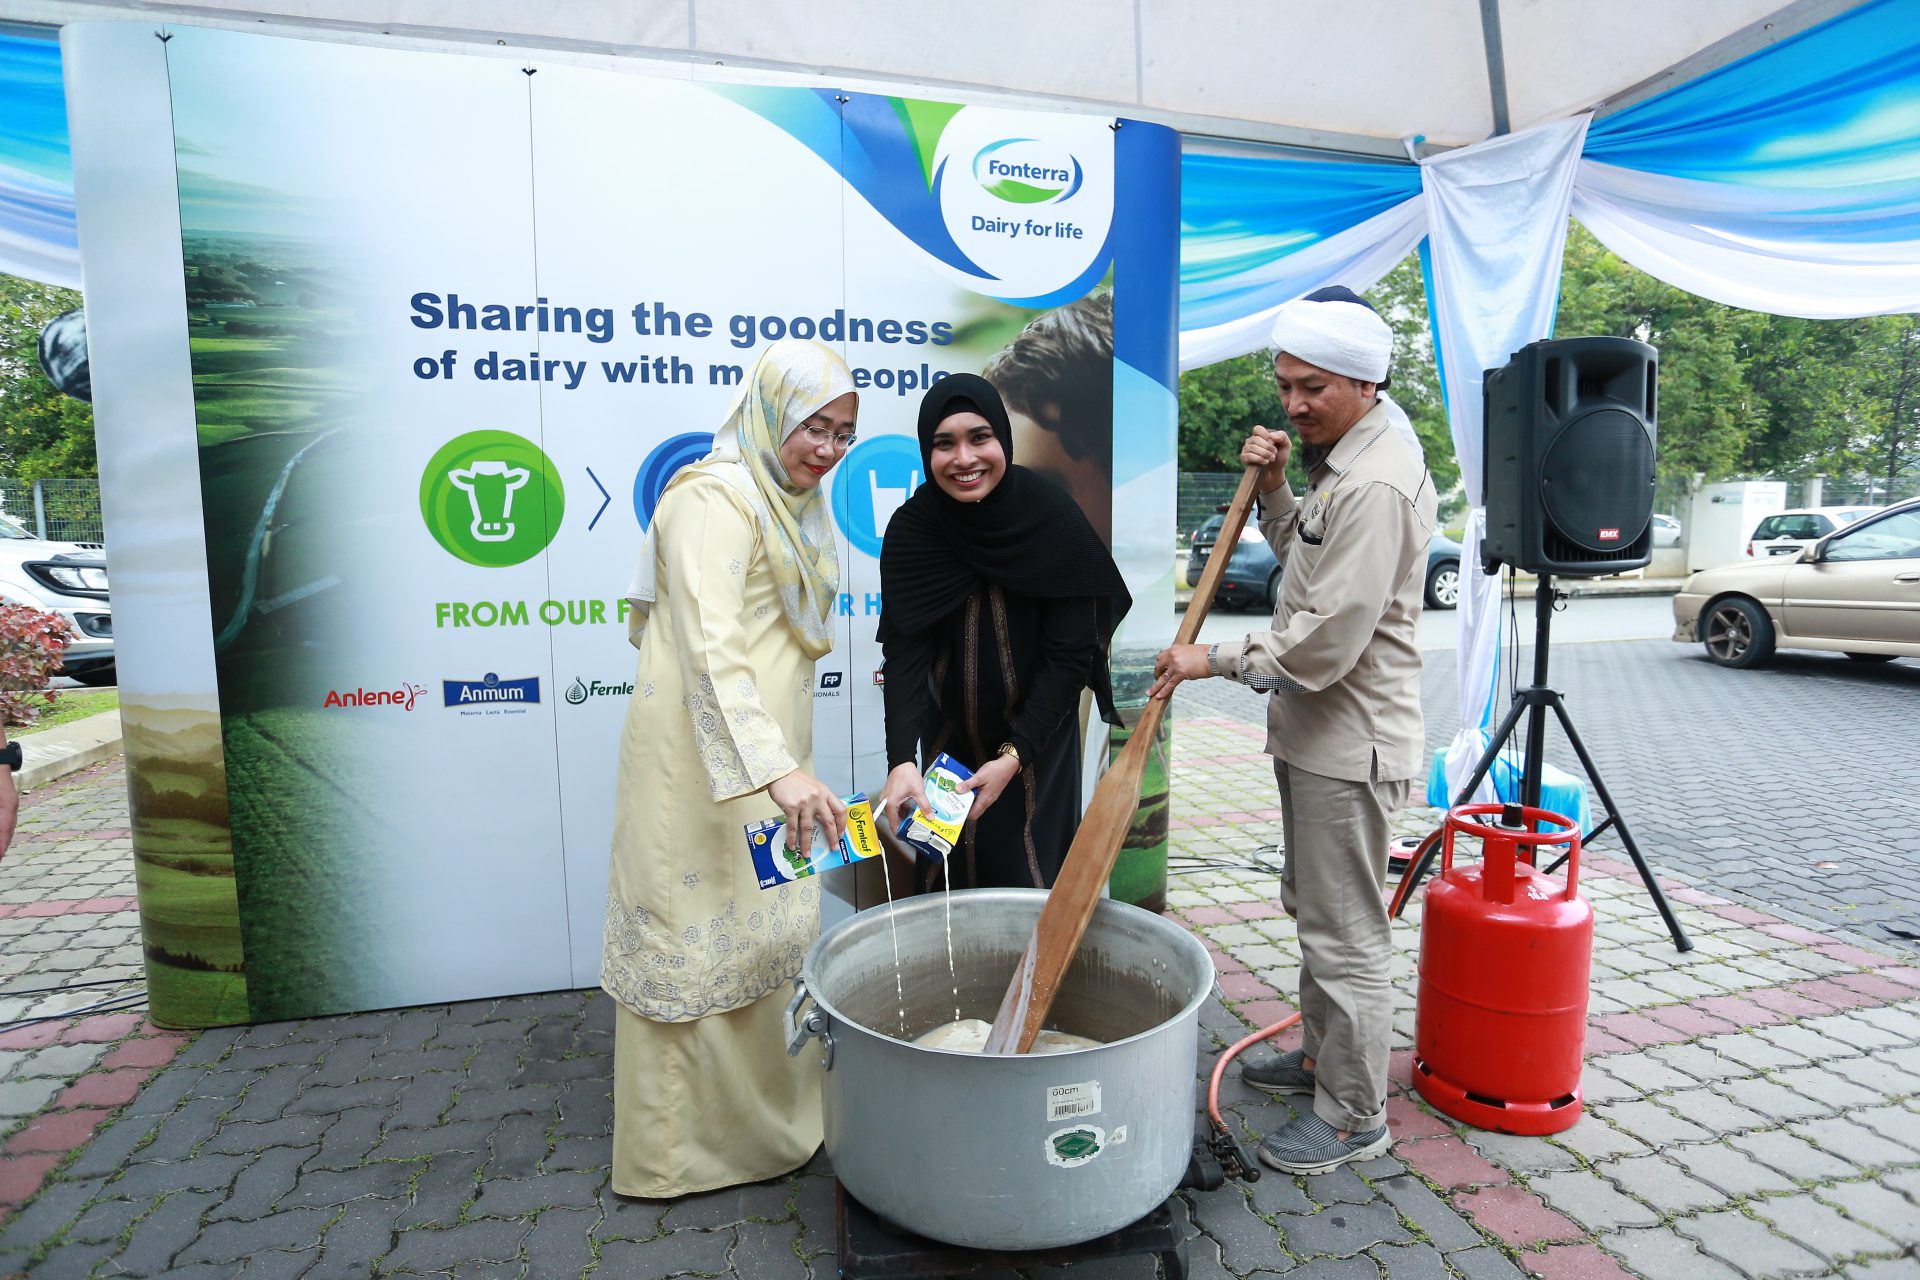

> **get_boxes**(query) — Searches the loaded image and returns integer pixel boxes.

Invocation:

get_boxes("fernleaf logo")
[974,139,1083,205]
[563,676,634,705]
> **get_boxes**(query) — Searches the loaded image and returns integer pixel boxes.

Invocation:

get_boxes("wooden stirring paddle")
[983,463,1264,1054]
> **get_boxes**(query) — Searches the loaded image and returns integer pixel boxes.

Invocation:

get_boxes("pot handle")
[783,978,835,1071]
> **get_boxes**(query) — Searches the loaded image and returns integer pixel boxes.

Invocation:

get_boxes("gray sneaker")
[1258,1114,1390,1175]
[1241,1048,1316,1096]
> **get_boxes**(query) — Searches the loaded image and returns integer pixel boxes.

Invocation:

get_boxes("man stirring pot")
[1152,286,1437,1174]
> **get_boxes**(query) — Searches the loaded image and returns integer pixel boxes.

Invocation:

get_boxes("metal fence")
[1782,474,1920,509]
[1177,472,1240,545]
[1659,471,1920,541]
[0,478,105,546]
[1653,473,1694,524]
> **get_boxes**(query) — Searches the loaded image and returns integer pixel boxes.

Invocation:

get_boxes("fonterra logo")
[974,138,1083,205]
[565,676,635,705]
[443,672,541,708]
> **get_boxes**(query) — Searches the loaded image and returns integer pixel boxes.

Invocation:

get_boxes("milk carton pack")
[897,753,975,862]
[745,794,881,890]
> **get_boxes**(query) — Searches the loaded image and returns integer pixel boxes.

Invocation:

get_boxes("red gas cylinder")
[1413,803,1593,1136]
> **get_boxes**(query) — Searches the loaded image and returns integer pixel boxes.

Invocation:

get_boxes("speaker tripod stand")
[1393,573,1693,952]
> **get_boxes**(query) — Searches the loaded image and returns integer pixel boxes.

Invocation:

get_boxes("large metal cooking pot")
[786,887,1213,1251]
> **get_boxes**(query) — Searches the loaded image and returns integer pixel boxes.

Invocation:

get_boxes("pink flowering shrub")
[0,601,75,727]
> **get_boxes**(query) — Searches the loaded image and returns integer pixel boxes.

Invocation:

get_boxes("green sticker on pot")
[1045,1124,1105,1169]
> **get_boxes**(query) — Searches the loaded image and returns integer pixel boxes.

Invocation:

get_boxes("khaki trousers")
[1275,758,1410,1133]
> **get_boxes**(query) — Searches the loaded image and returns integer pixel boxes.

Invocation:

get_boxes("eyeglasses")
[798,423,858,451]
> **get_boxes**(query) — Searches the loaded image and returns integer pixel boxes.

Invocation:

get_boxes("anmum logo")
[973,139,1083,205]
[443,673,541,707]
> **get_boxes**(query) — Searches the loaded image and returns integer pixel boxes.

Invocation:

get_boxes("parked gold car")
[1672,496,1920,668]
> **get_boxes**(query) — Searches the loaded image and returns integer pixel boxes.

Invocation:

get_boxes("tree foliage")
[1557,224,1920,494]
[0,275,96,482]
[1371,254,1459,494]
[1829,314,1920,489]
[1181,229,1920,506]
[1176,255,1460,493]
[1175,351,1286,473]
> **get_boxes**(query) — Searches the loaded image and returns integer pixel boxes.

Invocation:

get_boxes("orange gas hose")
[1204,825,1441,1137]
[1206,1012,1304,1134]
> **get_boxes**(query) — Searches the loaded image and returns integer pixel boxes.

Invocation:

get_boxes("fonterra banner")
[62,24,1178,1025]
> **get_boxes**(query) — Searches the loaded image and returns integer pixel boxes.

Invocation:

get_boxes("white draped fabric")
[1419,117,1590,803]
[1572,160,1920,320]
[1177,196,1427,371]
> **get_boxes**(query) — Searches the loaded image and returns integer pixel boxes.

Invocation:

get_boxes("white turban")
[1269,297,1393,383]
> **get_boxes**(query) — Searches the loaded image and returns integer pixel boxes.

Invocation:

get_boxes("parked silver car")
[1673,497,1920,668]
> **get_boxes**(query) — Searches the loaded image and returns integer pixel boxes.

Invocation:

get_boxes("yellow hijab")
[626,339,852,659]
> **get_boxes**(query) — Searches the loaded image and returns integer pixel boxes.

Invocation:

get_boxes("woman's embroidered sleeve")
[660,478,798,800]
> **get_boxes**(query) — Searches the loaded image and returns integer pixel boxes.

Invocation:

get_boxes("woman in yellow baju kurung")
[604,339,858,1198]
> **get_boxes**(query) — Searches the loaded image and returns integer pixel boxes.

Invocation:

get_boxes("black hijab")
[878,373,1132,719]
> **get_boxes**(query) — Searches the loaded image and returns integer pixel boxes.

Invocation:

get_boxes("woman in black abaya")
[875,374,1131,889]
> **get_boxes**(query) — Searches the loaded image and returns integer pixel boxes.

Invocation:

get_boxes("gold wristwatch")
[996,742,1022,768]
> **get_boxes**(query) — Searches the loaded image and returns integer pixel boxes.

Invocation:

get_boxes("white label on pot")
[1045,1124,1105,1169]
[1046,1080,1101,1122]
[1112,1125,1128,1145]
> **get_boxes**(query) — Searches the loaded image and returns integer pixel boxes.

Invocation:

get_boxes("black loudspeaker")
[1482,336,1657,578]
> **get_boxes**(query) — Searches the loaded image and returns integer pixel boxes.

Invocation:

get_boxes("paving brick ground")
[1167,711,1920,1280]
[1183,639,1920,950]
[1,658,1917,1277]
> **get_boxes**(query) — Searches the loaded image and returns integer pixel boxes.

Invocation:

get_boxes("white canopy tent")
[1,1,1853,154]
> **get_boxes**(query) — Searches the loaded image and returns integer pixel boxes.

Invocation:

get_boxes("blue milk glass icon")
[831,435,924,559]
[449,461,530,543]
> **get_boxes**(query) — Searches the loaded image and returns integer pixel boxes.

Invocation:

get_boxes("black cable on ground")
[1168,856,1287,876]
[0,991,148,1036]
[0,975,146,999]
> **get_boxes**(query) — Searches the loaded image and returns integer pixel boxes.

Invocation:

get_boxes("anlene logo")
[324,683,427,711]
[974,139,1083,205]
[443,672,541,707]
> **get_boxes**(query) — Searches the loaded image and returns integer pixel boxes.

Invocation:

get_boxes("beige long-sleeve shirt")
[1211,402,1437,783]
[603,474,818,1024]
